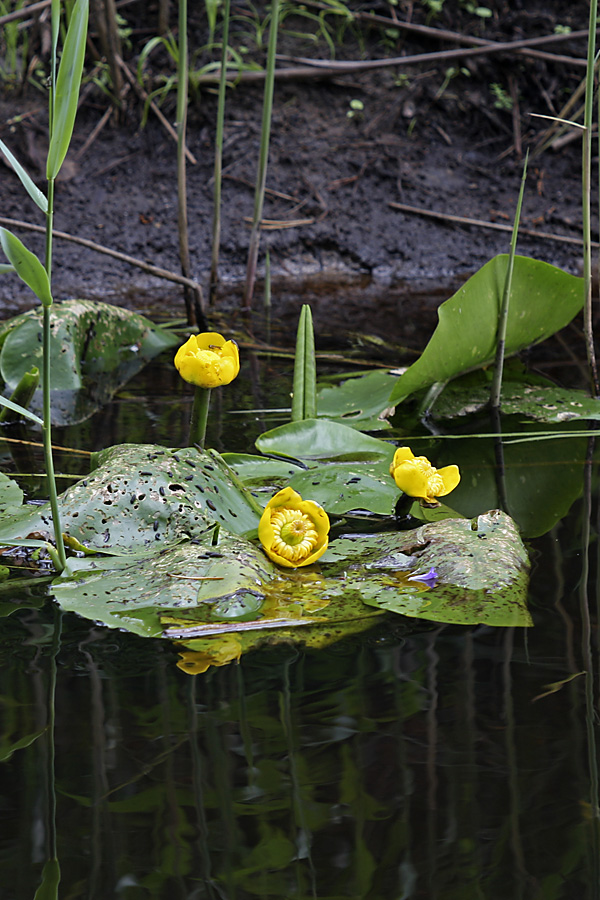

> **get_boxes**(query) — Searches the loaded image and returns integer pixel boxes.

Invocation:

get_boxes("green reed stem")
[583,1,599,397]
[177,0,202,325]
[490,149,528,411]
[42,305,66,572]
[43,141,66,570]
[190,386,211,447]
[243,0,280,308]
[209,0,231,305]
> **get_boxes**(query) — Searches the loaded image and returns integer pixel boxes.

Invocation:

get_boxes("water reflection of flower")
[259,487,330,568]
[390,447,460,504]
[174,332,240,388]
[177,635,242,674]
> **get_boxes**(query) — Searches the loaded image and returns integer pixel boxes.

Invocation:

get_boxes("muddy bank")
[0,2,593,327]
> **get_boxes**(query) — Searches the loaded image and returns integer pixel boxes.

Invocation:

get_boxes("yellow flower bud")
[390,446,460,504]
[259,486,330,568]
[174,332,240,388]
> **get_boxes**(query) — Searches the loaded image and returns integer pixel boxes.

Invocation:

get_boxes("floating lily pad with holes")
[0,300,178,424]
[316,369,399,430]
[434,382,600,423]
[345,511,532,626]
[52,534,274,636]
[221,453,305,494]
[0,443,261,549]
[288,462,398,516]
[49,494,530,663]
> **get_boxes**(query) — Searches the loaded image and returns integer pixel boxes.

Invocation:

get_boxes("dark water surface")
[1,344,599,899]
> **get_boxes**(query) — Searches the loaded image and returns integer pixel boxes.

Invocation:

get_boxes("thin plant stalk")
[190,386,211,447]
[583,0,599,397]
[177,0,203,325]
[42,303,66,570]
[42,3,64,571]
[209,0,231,304]
[490,149,529,410]
[243,0,280,308]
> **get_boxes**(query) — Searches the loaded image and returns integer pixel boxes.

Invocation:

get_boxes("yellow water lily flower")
[390,447,460,504]
[259,486,330,568]
[174,332,240,388]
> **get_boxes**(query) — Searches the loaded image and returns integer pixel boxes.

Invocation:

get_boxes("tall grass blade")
[490,149,528,410]
[0,139,48,213]
[49,0,61,132]
[209,0,231,304]
[46,0,89,181]
[0,393,43,426]
[176,0,204,324]
[243,0,280,307]
[582,0,599,396]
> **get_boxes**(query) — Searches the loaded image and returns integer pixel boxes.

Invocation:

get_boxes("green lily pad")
[255,418,395,464]
[221,453,305,493]
[435,381,600,423]
[316,369,399,430]
[0,300,178,424]
[288,462,398,516]
[323,511,531,627]
[52,533,274,637]
[0,472,23,515]
[0,443,261,549]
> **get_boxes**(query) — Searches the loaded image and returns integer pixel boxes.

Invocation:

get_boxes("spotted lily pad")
[338,511,531,626]
[0,443,261,549]
[434,382,600,423]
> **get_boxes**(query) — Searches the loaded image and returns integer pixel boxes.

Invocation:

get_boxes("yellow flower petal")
[437,464,461,497]
[174,332,240,388]
[390,447,460,503]
[392,460,433,502]
[259,487,330,568]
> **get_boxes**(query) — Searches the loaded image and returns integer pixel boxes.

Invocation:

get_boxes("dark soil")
[0,0,594,339]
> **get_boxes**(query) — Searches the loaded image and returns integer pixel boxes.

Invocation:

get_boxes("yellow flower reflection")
[259,486,330,568]
[174,332,240,389]
[177,635,242,675]
[390,447,460,504]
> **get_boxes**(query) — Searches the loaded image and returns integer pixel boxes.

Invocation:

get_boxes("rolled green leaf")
[0,228,53,307]
[0,139,48,212]
[291,304,316,421]
[46,0,89,181]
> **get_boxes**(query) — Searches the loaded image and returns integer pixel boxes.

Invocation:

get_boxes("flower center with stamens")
[427,472,445,496]
[412,456,436,476]
[270,508,320,563]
